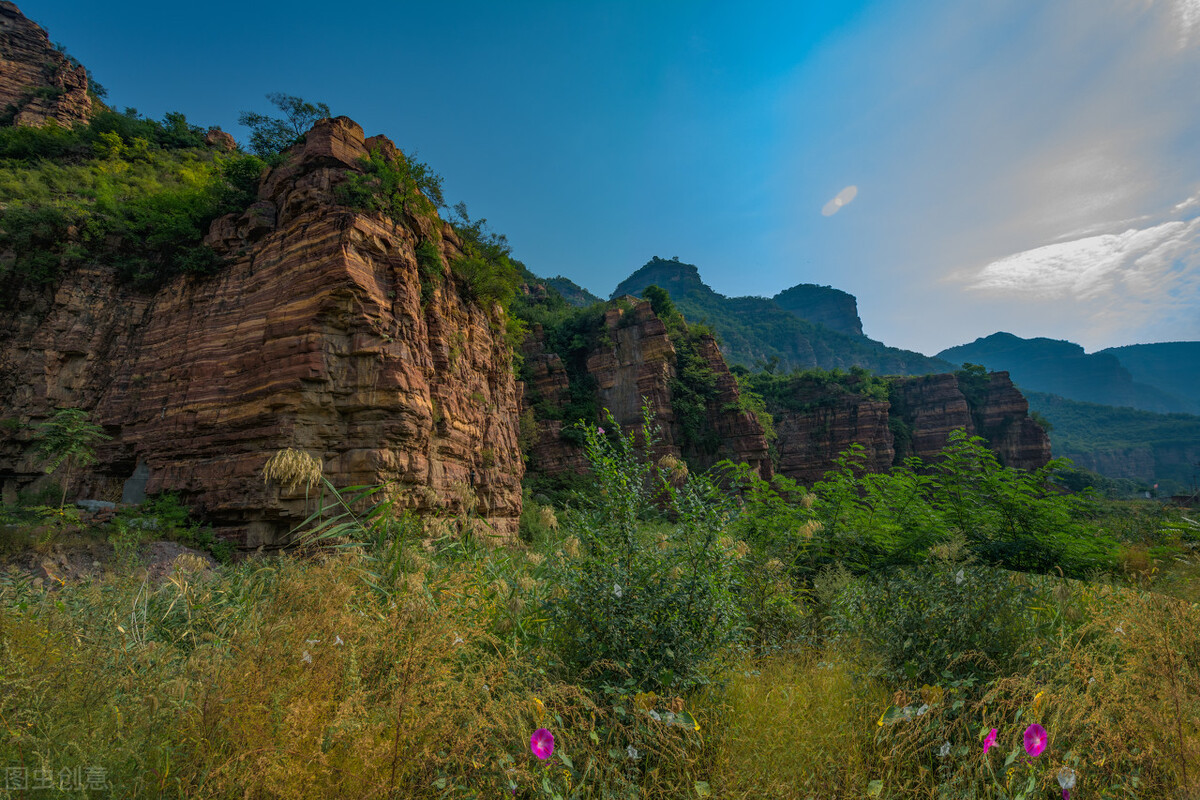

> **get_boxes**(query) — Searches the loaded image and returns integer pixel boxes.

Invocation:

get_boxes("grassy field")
[1,426,1198,799]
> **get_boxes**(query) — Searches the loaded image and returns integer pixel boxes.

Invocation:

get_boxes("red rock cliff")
[521,299,772,484]
[0,117,523,545]
[0,3,93,127]
[767,370,1051,485]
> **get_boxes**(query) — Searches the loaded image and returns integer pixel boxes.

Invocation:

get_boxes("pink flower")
[597,427,605,435]
[530,728,554,760]
[983,728,998,754]
[1023,724,1047,758]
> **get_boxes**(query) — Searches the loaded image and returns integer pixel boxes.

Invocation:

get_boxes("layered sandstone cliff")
[0,3,93,127]
[0,117,523,545]
[521,299,772,484]
[766,371,1051,485]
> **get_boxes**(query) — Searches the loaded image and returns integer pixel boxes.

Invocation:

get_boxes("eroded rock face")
[765,370,1051,485]
[0,2,93,127]
[889,371,1051,470]
[773,396,894,485]
[0,117,523,545]
[521,299,772,483]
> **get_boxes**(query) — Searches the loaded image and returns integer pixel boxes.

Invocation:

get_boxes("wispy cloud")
[821,185,858,216]
[964,212,1200,346]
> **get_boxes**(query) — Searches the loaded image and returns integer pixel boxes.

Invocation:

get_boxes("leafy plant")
[238,92,330,158]
[31,408,110,507]
[546,409,742,693]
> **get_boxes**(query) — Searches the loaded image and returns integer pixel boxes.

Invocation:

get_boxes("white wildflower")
[613,583,623,599]
[334,635,344,646]
[648,710,661,722]
[301,650,312,664]
[938,741,951,758]
[917,704,930,716]
[626,745,640,761]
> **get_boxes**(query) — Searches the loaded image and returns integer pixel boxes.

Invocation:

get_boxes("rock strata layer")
[521,299,773,484]
[0,117,523,545]
[0,3,93,127]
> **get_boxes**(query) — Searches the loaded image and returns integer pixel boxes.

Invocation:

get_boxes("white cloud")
[971,219,1197,297]
[821,185,858,216]
[965,214,1200,347]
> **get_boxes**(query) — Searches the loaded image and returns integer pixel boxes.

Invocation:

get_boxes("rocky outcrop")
[974,371,1054,469]
[0,2,93,127]
[773,396,894,484]
[520,299,772,483]
[766,370,1051,484]
[888,371,1051,470]
[773,283,863,337]
[0,117,523,545]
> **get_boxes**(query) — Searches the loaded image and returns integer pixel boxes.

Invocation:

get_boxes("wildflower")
[955,569,965,585]
[916,703,930,716]
[301,650,312,664]
[597,427,605,435]
[938,741,951,758]
[983,728,998,754]
[1032,691,1044,713]
[626,745,640,761]
[1114,623,1124,635]
[530,728,554,760]
[453,635,464,645]
[1057,766,1076,799]
[648,710,661,722]
[613,583,623,599]
[334,635,344,646]
[533,697,545,719]
[1023,724,1047,758]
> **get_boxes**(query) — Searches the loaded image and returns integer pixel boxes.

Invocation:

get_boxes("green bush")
[825,553,1048,687]
[547,409,742,694]
[336,145,444,221]
[112,492,234,563]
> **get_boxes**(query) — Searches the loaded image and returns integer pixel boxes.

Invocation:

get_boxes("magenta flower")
[983,728,998,754]
[597,427,605,435]
[1023,724,1047,758]
[530,728,554,760]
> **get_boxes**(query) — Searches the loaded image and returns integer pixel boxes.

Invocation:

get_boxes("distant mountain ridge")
[1099,342,1200,413]
[1025,391,1200,491]
[610,257,952,376]
[937,332,1199,415]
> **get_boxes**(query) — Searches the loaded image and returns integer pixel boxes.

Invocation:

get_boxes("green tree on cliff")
[32,408,110,507]
[238,93,331,158]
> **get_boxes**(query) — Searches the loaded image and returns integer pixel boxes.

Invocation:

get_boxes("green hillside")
[1100,342,1200,413]
[938,332,1196,414]
[612,257,952,376]
[1025,390,1200,491]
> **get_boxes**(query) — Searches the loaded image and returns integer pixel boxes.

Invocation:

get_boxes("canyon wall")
[0,2,93,127]
[0,117,523,545]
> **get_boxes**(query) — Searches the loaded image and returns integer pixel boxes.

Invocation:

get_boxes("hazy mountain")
[1099,342,1200,414]
[938,332,1197,414]
[772,283,863,337]
[1026,391,1200,491]
[611,257,952,375]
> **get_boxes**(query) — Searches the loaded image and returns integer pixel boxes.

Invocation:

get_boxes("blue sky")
[21,0,1200,355]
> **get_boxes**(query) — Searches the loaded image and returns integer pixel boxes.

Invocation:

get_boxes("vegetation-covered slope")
[938,332,1197,414]
[1026,390,1200,491]
[1100,341,1200,414]
[612,257,952,375]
